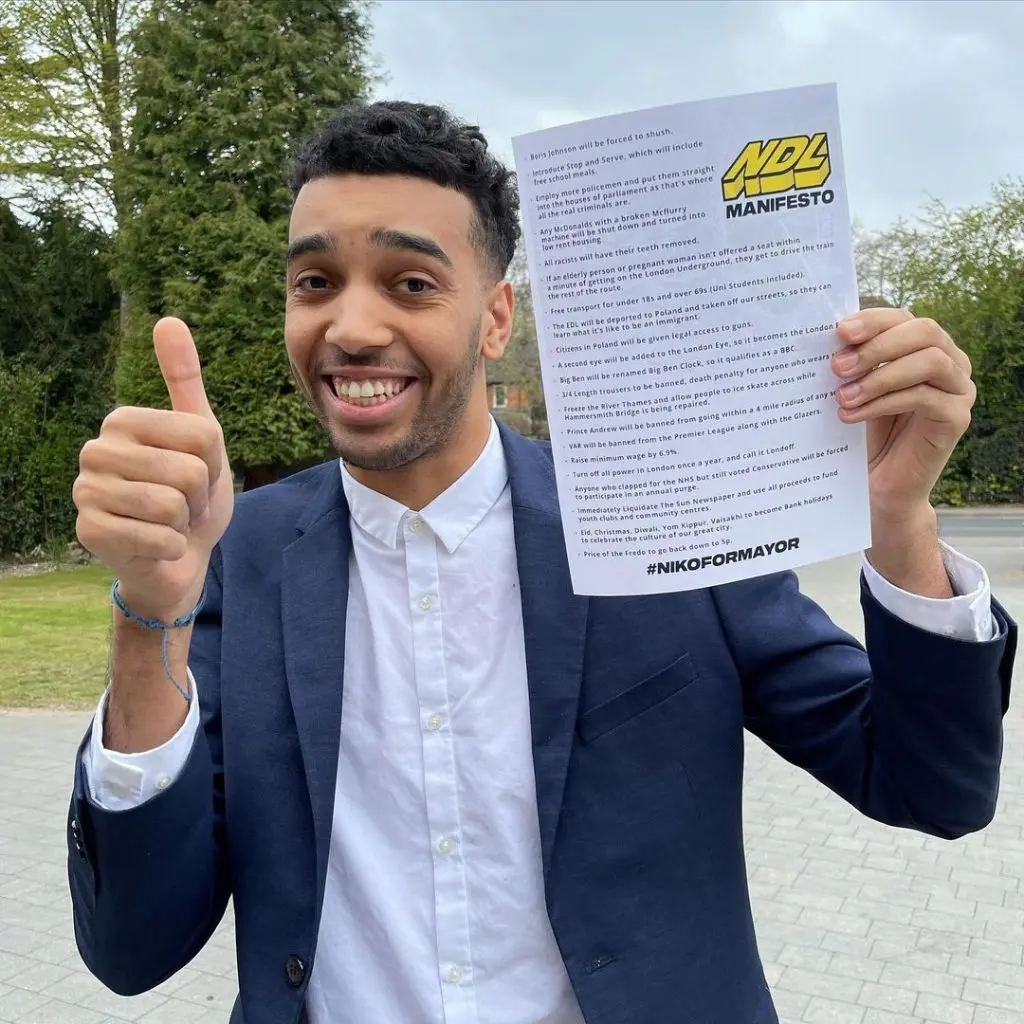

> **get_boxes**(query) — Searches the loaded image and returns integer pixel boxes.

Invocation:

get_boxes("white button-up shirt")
[306,420,584,1023]
[84,418,994,1023]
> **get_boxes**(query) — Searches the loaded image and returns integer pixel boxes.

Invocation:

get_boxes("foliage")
[0,201,38,357]
[116,0,375,483]
[0,359,95,554]
[0,0,143,227]
[0,359,47,553]
[0,199,117,555]
[854,180,1024,504]
[490,245,548,437]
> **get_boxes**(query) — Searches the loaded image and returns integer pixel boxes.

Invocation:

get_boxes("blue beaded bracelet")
[110,581,206,703]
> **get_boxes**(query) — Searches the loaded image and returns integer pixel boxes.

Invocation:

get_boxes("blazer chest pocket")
[578,651,699,744]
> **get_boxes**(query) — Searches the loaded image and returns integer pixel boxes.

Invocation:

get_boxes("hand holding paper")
[832,308,975,515]
[832,308,976,596]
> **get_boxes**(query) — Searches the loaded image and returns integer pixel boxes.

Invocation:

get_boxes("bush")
[0,359,97,556]
[0,360,45,553]
[0,200,117,557]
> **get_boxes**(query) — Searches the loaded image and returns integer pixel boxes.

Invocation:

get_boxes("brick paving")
[1,522,1020,1023]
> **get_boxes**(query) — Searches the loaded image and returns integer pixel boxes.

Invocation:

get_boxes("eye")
[395,276,435,295]
[295,274,331,292]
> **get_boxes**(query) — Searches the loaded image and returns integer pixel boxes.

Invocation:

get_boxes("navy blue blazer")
[68,425,1016,1024]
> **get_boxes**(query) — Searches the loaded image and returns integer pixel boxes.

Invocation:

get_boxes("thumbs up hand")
[74,318,234,621]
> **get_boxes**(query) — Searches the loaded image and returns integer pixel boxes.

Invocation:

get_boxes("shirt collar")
[340,418,508,554]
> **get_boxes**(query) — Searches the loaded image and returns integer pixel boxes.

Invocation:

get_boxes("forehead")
[289,174,477,256]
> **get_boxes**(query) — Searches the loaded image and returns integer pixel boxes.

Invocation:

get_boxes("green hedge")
[0,361,94,555]
[0,201,117,557]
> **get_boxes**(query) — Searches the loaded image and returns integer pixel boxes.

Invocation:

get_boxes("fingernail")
[834,349,859,374]
[842,317,865,341]
[838,382,861,402]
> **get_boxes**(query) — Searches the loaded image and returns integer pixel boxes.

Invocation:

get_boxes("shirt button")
[425,713,445,732]
[445,965,463,984]
[409,516,424,532]
[419,594,433,611]
[437,835,456,855]
[155,775,172,791]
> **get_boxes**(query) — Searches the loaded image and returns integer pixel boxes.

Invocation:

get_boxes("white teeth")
[332,377,410,404]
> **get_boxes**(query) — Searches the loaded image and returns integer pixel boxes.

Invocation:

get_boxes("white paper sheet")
[512,83,871,596]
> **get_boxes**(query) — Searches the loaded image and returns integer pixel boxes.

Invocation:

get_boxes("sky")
[369,0,1023,232]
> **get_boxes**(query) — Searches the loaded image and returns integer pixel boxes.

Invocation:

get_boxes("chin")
[327,416,423,472]
[334,436,422,473]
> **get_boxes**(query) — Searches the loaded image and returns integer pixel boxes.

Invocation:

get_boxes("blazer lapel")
[279,432,589,887]
[501,425,590,877]
[281,466,351,892]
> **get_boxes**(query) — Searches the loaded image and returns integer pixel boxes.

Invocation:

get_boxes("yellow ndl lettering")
[720,132,831,201]
[721,139,781,201]
[792,133,830,190]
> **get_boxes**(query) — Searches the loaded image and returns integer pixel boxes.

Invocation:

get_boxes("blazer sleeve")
[67,547,231,996]
[711,569,1016,839]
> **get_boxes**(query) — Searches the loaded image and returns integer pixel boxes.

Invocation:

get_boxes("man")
[69,100,1015,1024]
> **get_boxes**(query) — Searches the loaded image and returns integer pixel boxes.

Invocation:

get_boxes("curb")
[936,507,1024,516]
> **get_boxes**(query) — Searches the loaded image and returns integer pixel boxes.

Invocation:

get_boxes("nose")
[323,283,393,356]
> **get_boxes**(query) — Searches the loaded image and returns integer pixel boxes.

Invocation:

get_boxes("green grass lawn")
[0,564,114,708]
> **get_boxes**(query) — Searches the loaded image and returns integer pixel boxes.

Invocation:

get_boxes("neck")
[346,404,493,510]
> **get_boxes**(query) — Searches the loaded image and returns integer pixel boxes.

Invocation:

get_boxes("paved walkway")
[1,529,1021,1023]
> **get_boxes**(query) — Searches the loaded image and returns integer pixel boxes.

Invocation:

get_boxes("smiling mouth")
[326,376,415,407]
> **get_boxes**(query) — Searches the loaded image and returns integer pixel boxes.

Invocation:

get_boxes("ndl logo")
[720,133,835,219]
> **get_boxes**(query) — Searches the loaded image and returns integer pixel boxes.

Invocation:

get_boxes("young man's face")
[285,174,512,472]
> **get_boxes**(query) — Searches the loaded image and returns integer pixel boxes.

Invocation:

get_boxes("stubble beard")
[307,323,483,473]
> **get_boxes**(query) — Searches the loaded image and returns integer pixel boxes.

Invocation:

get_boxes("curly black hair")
[290,100,520,279]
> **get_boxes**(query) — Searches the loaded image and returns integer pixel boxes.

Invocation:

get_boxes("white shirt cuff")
[862,539,995,642]
[83,669,201,811]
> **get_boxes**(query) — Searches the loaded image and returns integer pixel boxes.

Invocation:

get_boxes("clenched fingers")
[833,315,972,380]
[835,383,973,438]
[836,345,975,412]
[100,406,225,487]
[76,508,189,564]
[73,476,191,534]
[78,439,212,520]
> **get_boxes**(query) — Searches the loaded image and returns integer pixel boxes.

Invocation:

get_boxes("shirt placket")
[404,511,478,1023]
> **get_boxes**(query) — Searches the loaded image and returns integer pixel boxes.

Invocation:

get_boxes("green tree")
[0,0,142,229]
[489,245,547,437]
[0,198,117,554]
[853,218,917,309]
[855,181,1024,503]
[116,0,375,489]
[0,201,39,358]
[29,202,118,409]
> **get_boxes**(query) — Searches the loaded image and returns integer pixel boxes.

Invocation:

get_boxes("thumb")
[153,317,214,418]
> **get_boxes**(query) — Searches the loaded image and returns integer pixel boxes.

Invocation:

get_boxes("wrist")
[113,579,205,625]
[866,504,953,598]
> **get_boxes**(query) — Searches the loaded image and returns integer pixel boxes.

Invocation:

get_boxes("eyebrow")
[285,231,335,265]
[286,227,455,270]
[369,227,453,269]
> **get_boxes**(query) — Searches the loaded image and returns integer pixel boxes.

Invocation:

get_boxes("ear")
[480,279,515,362]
